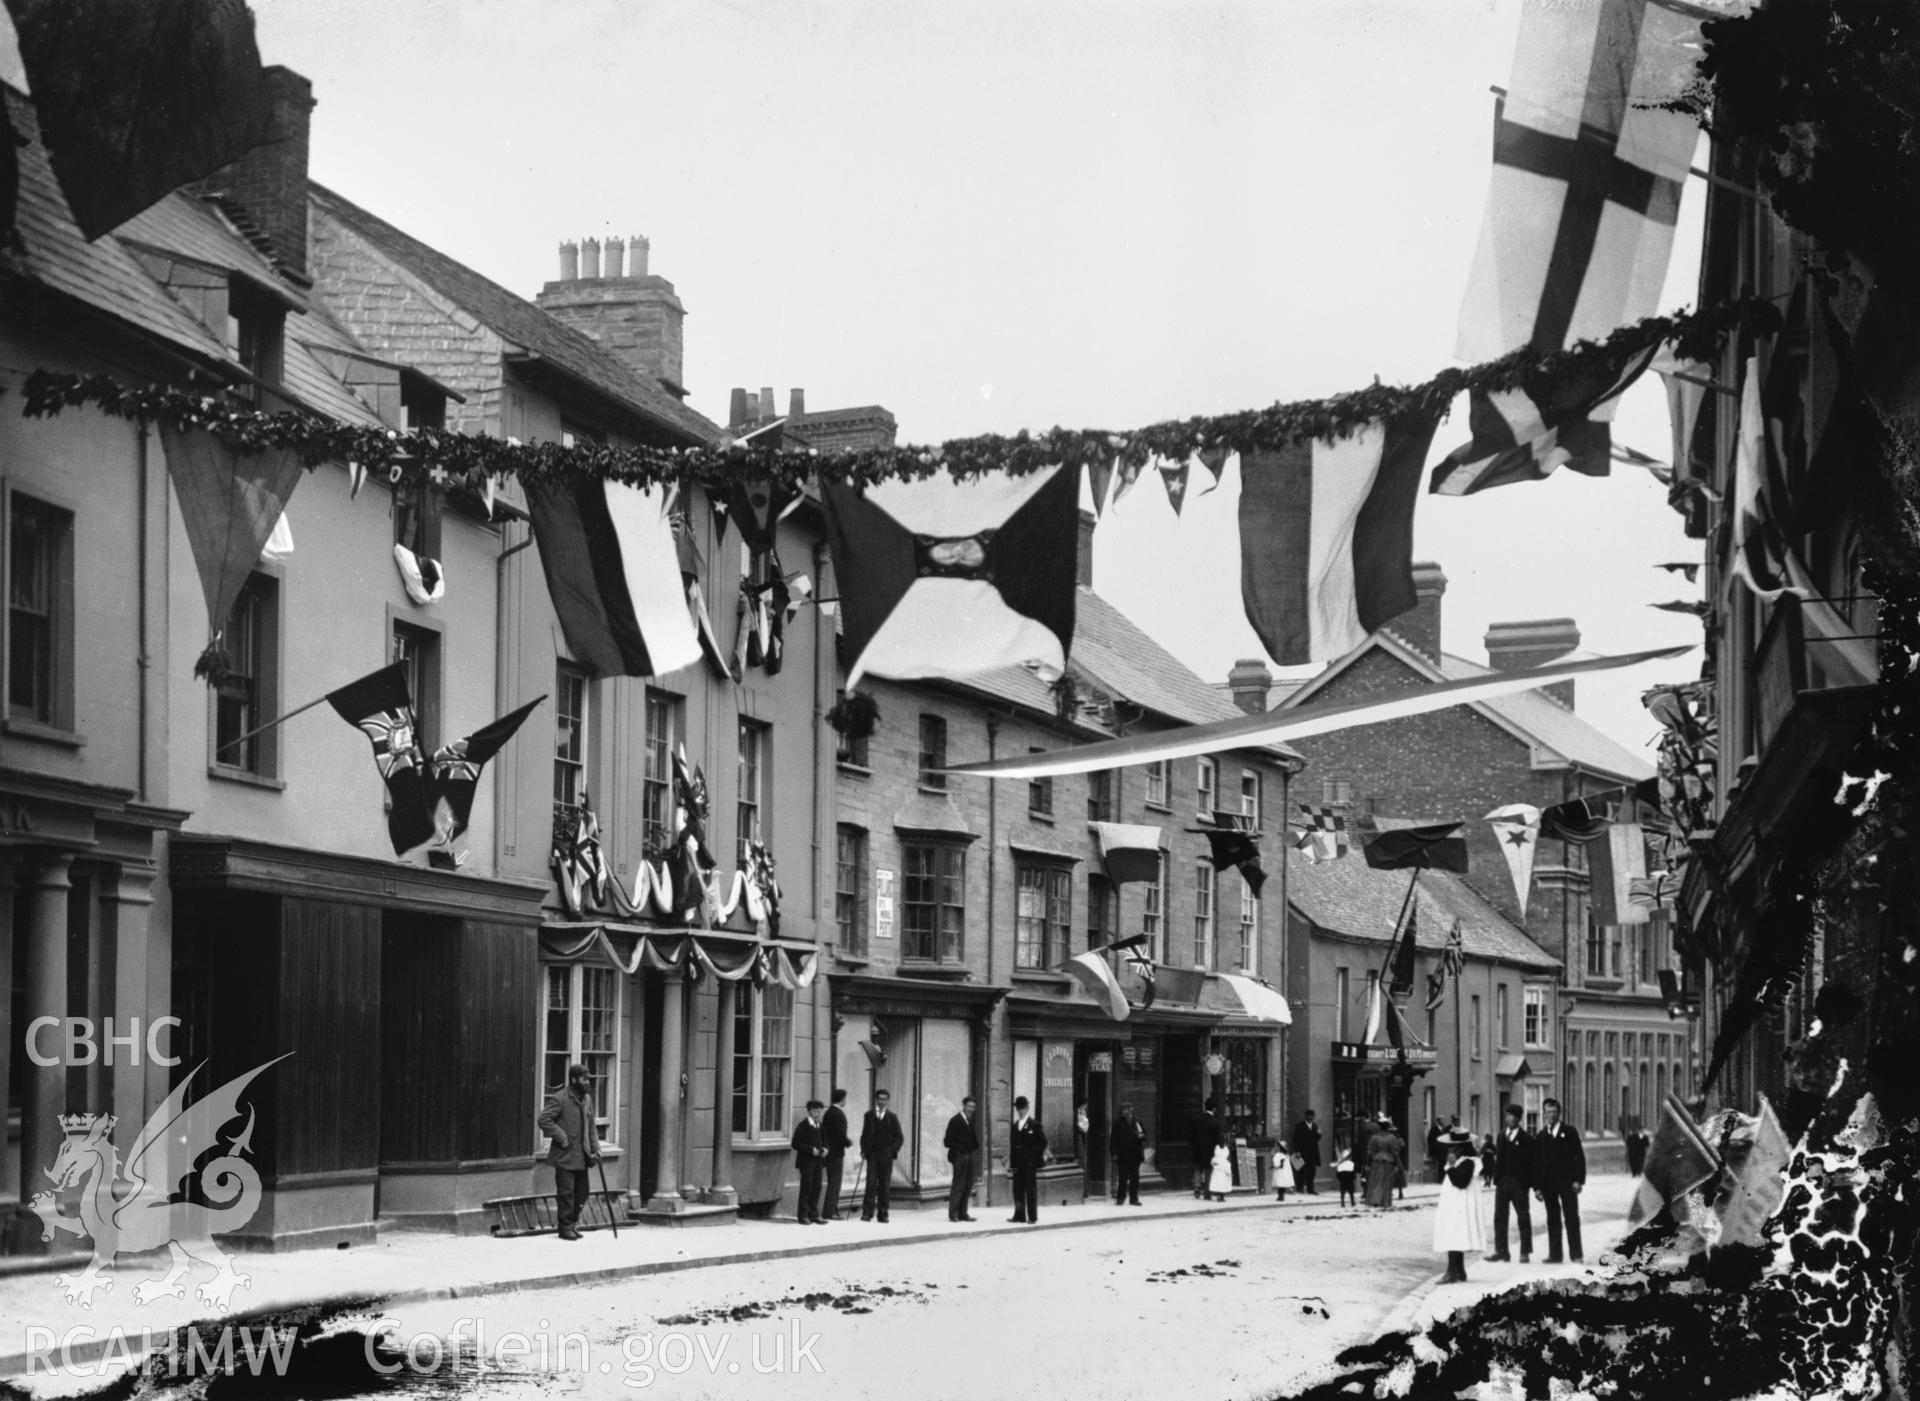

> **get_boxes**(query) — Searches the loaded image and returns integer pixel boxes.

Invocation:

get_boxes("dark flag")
[1194,815,1266,896]
[1091,823,1164,886]
[1362,821,1468,873]
[1540,795,1615,845]
[5,0,286,239]
[723,475,800,557]
[427,696,546,849]
[327,663,435,856]
[1389,903,1418,995]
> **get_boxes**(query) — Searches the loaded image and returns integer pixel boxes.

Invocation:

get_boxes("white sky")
[4,0,1710,762]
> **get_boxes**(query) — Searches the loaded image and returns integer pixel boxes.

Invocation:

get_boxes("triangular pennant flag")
[1484,803,1541,912]
[1158,459,1190,513]
[1090,823,1163,886]
[1108,458,1141,508]
[7,0,286,239]
[1455,0,1703,358]
[426,695,546,850]
[259,511,293,564]
[1196,446,1229,490]
[524,476,701,679]
[158,424,306,670]
[669,505,733,678]
[1362,821,1468,873]
[1066,949,1131,1021]
[326,663,435,856]
[1239,413,1441,665]
[1088,457,1115,518]
[348,461,369,500]
[727,476,798,556]
[822,463,1081,689]
[1429,342,1659,495]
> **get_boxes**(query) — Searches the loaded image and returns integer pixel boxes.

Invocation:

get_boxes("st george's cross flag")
[523,476,702,679]
[1429,341,1660,495]
[1456,0,1714,361]
[822,463,1081,689]
[1485,803,1542,911]
[1238,414,1441,666]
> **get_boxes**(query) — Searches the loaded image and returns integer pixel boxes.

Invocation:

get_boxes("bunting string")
[16,297,1778,499]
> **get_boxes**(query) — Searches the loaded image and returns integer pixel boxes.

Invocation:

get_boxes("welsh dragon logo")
[28,1055,288,1311]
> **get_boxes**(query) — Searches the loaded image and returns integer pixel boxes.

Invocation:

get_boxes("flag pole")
[211,689,338,757]
[1453,936,1465,1123]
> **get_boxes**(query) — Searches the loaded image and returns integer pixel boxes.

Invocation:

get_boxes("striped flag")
[1429,342,1659,496]
[1238,414,1441,666]
[1091,822,1164,886]
[1456,0,1706,359]
[1728,355,1809,603]
[1066,949,1131,1022]
[524,476,702,679]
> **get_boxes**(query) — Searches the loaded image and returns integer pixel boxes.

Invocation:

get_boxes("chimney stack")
[580,237,601,279]
[631,235,650,277]
[537,233,688,396]
[1228,659,1273,715]
[1390,562,1448,662]
[1076,510,1097,589]
[558,240,579,281]
[605,236,624,279]
[729,388,750,430]
[761,387,777,421]
[193,66,316,281]
[1485,619,1582,708]
[789,388,806,419]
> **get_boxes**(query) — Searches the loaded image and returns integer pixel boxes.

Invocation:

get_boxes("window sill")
[896,961,974,981]
[208,764,287,792]
[730,1137,791,1152]
[1012,968,1071,985]
[834,952,872,969]
[837,762,873,777]
[916,782,950,796]
[4,717,85,749]
[1026,810,1054,823]
[1143,801,1171,814]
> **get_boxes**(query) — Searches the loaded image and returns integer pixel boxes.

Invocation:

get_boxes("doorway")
[1075,1044,1113,1192]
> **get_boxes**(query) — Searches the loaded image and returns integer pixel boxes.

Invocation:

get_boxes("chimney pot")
[1485,618,1581,706]
[632,235,650,277]
[558,240,579,281]
[605,237,624,279]
[1076,510,1097,589]
[789,388,806,419]
[729,388,750,429]
[1227,659,1273,715]
[760,387,777,422]
[580,237,601,279]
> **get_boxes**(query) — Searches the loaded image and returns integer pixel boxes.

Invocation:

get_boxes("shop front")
[1330,1040,1439,1164]
[1006,995,1130,1203]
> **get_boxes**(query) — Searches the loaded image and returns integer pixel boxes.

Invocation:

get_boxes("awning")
[1495,1053,1534,1080]
[539,922,819,989]
[1214,972,1293,1024]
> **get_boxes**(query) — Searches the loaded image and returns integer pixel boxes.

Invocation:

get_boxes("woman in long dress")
[1432,1130,1487,1281]
[1209,1142,1234,1198]
[1364,1116,1401,1209]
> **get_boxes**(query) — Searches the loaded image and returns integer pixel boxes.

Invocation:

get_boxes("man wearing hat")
[1532,1096,1586,1262]
[537,1062,601,1242]
[1488,1102,1535,1262]
[791,1099,829,1225]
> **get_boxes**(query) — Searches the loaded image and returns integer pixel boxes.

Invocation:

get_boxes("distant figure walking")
[1333,1139,1358,1207]
[1433,1130,1486,1282]
[1364,1114,1400,1210]
[1290,1110,1322,1195]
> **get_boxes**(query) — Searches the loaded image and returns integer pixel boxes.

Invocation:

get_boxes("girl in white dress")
[1432,1130,1486,1282]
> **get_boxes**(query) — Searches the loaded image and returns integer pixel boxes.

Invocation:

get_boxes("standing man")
[819,1089,851,1221]
[945,1095,981,1222]
[1291,1109,1323,1194]
[1111,1101,1147,1206]
[536,1062,600,1242]
[1533,1096,1586,1263]
[859,1088,904,1223]
[1487,1102,1535,1263]
[1191,1097,1226,1202]
[790,1099,827,1225]
[1009,1095,1049,1223]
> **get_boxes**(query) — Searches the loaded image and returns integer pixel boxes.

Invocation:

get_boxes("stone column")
[646,972,687,1213]
[98,865,158,1138]
[708,978,738,1206]
[19,854,73,1206]
[0,858,16,1204]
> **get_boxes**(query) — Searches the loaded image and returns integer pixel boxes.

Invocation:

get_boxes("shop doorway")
[1075,1045,1113,1192]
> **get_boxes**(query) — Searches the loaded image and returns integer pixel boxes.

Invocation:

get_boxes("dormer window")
[224,281,284,402]
[401,377,446,433]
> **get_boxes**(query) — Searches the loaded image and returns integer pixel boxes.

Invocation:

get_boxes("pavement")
[0,1174,1635,1385]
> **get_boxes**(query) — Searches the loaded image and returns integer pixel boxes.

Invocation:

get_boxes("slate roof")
[1,86,230,363]
[1285,846,1560,971]
[113,195,305,311]
[308,183,722,446]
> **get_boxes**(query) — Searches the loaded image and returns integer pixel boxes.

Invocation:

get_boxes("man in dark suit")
[820,1089,851,1221]
[536,1062,600,1241]
[790,1100,828,1225]
[859,1088,905,1223]
[1009,1095,1048,1223]
[1191,1097,1226,1201]
[1532,1096,1587,1262]
[1291,1109,1322,1194]
[944,1095,981,1221]
[1488,1102,1535,1262]
[1111,1100,1147,1205]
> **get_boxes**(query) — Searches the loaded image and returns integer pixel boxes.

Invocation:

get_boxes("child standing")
[1333,1141,1358,1207]
[1433,1130,1486,1282]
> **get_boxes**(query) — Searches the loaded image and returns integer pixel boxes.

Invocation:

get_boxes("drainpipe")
[984,715,998,1207]
[135,419,151,801]
[812,538,829,1103]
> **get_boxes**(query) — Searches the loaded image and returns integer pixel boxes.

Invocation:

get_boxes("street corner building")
[0,69,836,1248]
[827,507,1303,1209]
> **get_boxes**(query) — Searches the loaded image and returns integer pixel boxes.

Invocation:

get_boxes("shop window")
[1015,863,1071,970]
[1219,1039,1266,1140]
[903,842,965,963]
[737,719,769,864]
[1144,759,1169,809]
[7,492,74,728]
[834,689,869,767]
[732,983,793,1137]
[836,826,868,955]
[211,572,278,777]
[1142,852,1166,960]
[1028,752,1053,817]
[552,662,588,837]
[1193,865,1216,969]
[642,691,679,852]
[540,964,619,1147]
[917,714,947,789]
[1087,769,1114,822]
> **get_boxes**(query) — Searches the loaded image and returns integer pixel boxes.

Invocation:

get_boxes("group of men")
[1485,1098,1587,1262]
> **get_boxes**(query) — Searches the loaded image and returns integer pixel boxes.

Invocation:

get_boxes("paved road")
[10,1186,1633,1400]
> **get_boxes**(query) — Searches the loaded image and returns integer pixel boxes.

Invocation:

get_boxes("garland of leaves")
[17,297,1776,497]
